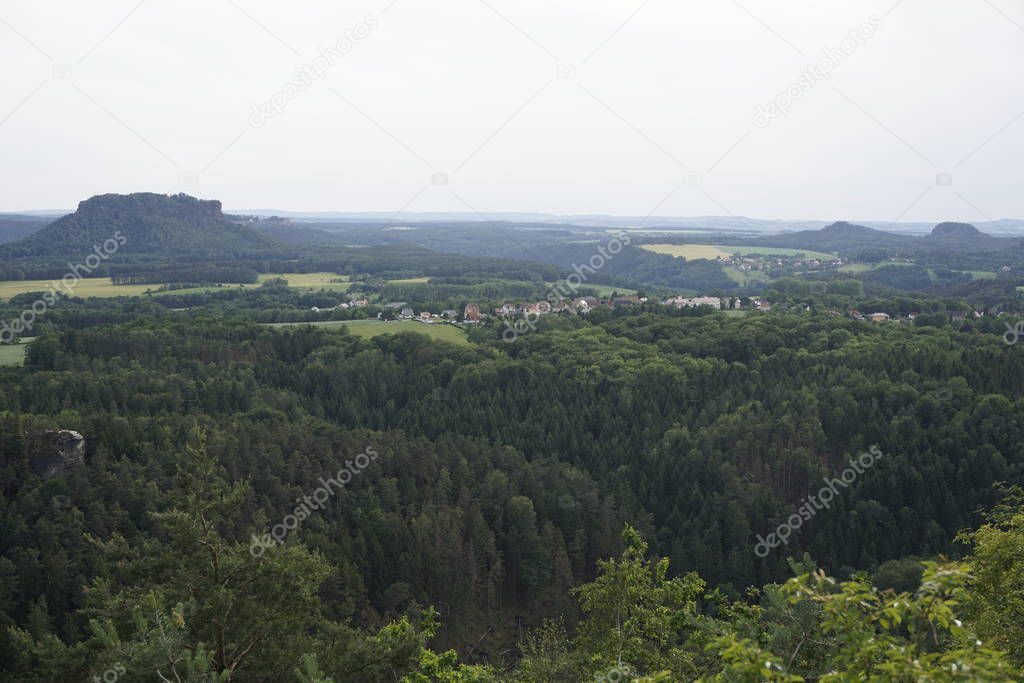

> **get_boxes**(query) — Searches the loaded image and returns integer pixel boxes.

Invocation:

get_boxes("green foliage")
[3,300,1024,680]
[960,485,1024,666]
[572,525,704,678]
[700,562,1019,681]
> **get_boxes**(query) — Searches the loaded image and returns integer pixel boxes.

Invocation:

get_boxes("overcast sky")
[1,0,1022,223]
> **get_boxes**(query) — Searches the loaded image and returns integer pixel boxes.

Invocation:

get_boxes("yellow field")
[0,278,154,300]
[641,244,732,260]
[643,244,836,261]
[257,273,350,288]
[0,272,351,301]
[155,273,351,296]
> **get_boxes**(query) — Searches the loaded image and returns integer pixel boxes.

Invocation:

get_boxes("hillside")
[245,216,352,246]
[709,220,1024,276]
[0,215,51,244]
[0,193,278,259]
[744,220,910,254]
[922,221,1011,251]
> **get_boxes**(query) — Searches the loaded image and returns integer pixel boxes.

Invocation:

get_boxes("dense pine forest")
[5,0,1023,672]
[3,299,1024,680]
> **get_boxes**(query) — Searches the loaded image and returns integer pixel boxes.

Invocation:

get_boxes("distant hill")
[244,217,352,246]
[0,193,278,260]
[733,220,1024,259]
[0,215,51,244]
[743,221,909,254]
[922,221,1008,251]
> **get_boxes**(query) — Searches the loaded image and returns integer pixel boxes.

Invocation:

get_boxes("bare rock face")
[28,430,85,480]
[54,430,85,467]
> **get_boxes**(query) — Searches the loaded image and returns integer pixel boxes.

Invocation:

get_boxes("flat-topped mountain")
[930,221,983,239]
[0,193,278,259]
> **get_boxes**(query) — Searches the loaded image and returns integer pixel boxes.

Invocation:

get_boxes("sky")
[1,0,1022,223]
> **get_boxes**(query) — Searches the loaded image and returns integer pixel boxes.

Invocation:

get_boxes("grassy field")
[0,274,356,303]
[839,261,918,273]
[724,267,770,285]
[0,278,154,300]
[0,273,352,302]
[153,273,350,297]
[0,339,32,367]
[269,319,470,346]
[386,277,431,285]
[642,244,836,261]
[720,245,835,259]
[586,284,637,297]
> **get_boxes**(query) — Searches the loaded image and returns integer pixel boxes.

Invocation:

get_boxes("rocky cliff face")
[29,430,85,480]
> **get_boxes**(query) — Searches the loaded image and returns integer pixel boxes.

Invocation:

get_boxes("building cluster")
[462,295,649,322]
[714,253,845,273]
[395,308,460,324]
[362,293,777,326]
[309,296,369,313]
[848,309,982,324]
[663,296,771,311]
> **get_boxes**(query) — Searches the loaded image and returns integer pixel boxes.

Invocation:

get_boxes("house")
[867,312,890,322]
[612,295,640,306]
[521,302,552,316]
[418,311,433,322]
[464,303,481,322]
[400,307,414,319]
[442,309,458,320]
[493,303,516,317]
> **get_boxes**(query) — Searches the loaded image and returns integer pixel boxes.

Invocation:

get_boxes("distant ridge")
[731,220,1024,256]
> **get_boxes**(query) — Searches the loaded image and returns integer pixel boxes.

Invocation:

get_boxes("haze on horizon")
[1,0,1022,223]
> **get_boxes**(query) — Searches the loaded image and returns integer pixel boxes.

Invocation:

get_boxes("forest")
[3,193,1024,679]
[2,297,1024,680]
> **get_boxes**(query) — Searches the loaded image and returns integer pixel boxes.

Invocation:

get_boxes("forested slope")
[2,309,1023,674]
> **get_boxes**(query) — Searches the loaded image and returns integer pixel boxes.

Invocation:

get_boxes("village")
[309,292,766,324]
[307,290,987,331]
[714,252,846,275]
